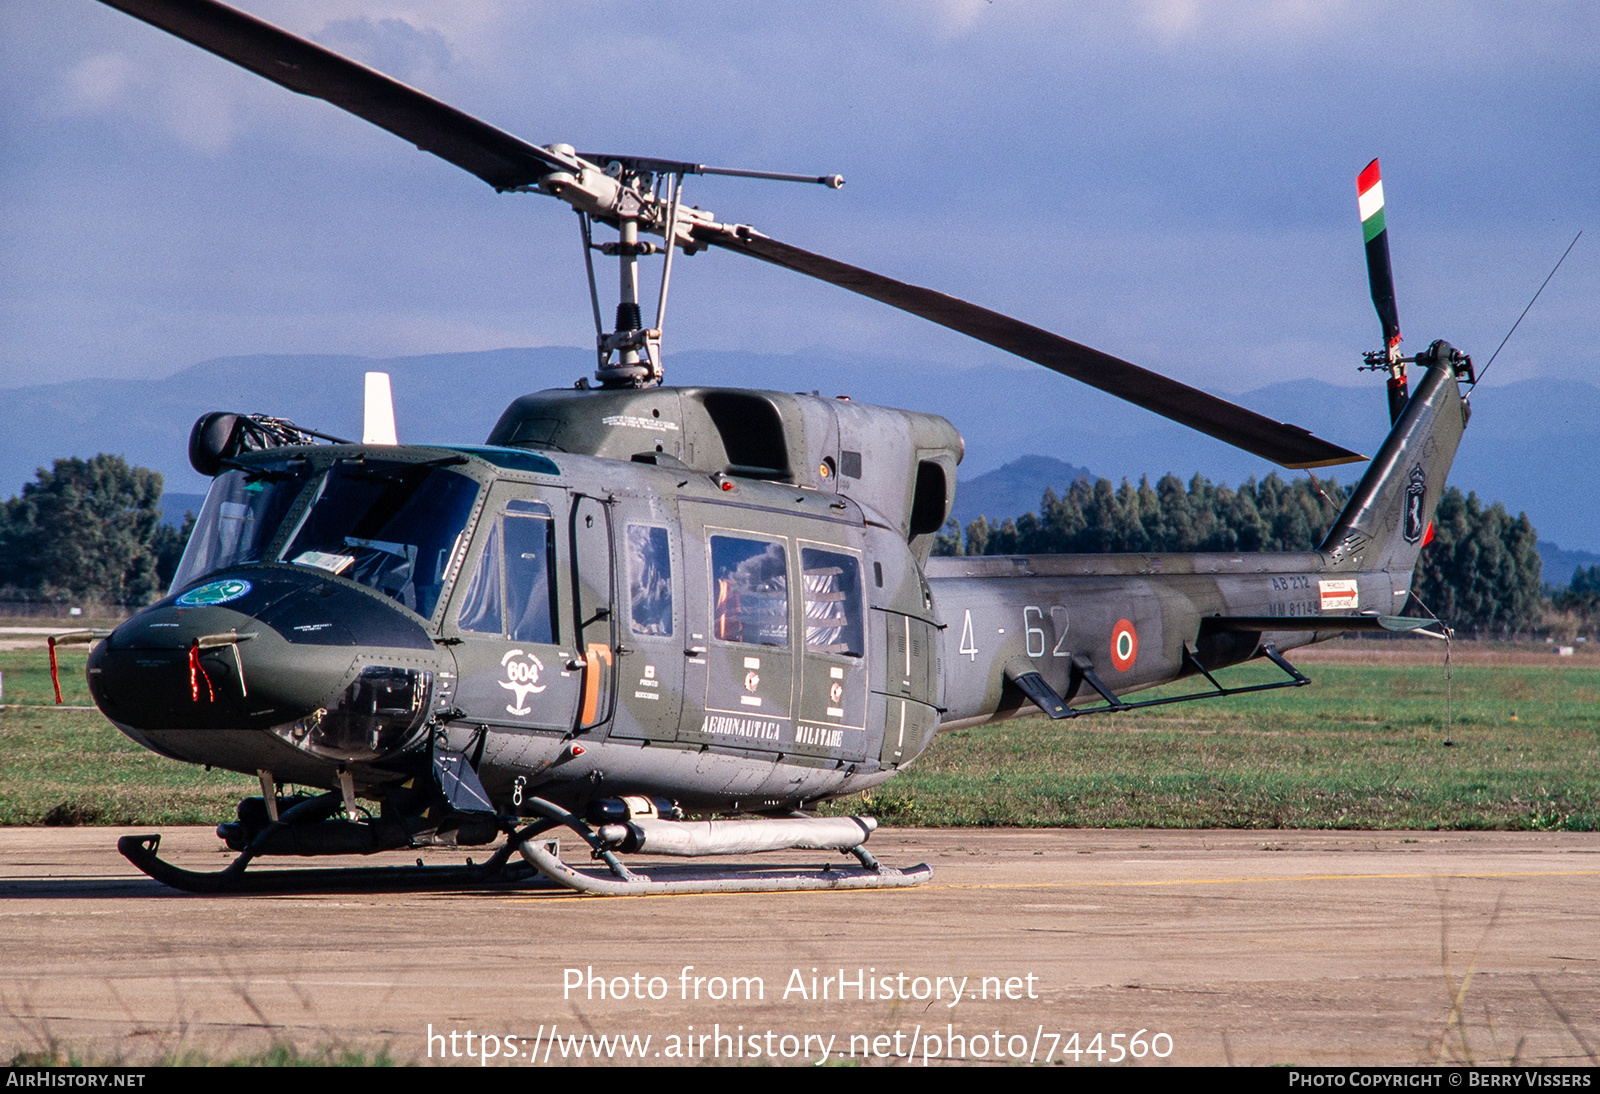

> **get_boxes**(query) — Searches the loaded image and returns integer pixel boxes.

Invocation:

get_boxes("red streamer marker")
[189,641,214,703]
[48,637,63,705]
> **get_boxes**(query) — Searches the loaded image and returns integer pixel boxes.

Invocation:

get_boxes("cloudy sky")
[2,1,1595,401]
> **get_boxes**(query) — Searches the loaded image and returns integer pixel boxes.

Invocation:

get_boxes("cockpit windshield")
[171,456,481,620]
[283,460,478,618]
[171,463,311,591]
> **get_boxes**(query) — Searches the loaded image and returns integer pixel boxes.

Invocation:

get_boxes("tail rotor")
[1358,159,1409,423]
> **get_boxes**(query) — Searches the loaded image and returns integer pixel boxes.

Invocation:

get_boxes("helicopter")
[61,0,1474,896]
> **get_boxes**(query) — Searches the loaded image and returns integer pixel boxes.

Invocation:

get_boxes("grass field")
[0,647,255,826]
[843,650,1600,829]
[2,643,1596,830]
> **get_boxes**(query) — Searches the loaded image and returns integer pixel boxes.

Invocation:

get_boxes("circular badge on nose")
[176,578,253,607]
[1110,619,1138,671]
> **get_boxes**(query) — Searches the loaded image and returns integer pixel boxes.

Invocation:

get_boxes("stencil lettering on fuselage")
[796,723,845,748]
[701,715,784,742]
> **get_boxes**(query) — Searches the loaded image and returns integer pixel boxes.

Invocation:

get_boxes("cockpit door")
[444,483,583,734]
[608,506,684,743]
[570,494,616,732]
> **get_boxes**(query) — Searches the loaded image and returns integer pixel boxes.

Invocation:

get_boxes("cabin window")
[458,500,558,643]
[801,546,864,657]
[627,524,673,637]
[709,535,788,647]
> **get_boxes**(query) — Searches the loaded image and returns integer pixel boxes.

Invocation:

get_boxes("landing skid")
[117,833,550,894]
[520,841,931,895]
[116,800,932,896]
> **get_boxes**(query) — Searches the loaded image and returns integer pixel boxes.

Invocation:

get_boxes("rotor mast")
[554,154,844,389]
[593,176,653,389]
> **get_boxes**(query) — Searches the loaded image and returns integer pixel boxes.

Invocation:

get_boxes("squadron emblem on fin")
[1403,464,1427,545]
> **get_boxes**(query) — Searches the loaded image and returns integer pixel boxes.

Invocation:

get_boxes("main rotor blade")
[695,228,1365,469]
[97,0,573,191]
[99,0,1366,470]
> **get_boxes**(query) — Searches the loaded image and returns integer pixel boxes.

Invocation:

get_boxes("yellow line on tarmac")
[905,868,1600,892]
[493,868,1600,903]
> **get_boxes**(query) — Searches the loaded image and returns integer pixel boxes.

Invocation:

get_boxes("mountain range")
[938,455,1600,589]
[7,345,1597,565]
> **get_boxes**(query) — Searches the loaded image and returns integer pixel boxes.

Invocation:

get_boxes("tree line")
[0,456,191,607]
[933,471,1544,636]
[0,454,1553,635]
[1552,564,1600,630]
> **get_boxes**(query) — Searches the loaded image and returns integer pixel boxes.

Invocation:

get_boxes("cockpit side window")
[504,503,558,644]
[457,501,558,644]
[456,520,504,637]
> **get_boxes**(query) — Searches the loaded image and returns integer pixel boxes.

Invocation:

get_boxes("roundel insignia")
[176,578,252,607]
[1110,619,1138,672]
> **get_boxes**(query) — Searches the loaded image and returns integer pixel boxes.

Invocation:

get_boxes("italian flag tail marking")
[1358,159,1387,243]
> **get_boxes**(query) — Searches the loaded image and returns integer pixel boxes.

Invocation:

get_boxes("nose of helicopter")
[87,567,451,775]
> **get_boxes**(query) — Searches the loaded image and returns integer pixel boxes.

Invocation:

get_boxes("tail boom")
[927,348,1469,730]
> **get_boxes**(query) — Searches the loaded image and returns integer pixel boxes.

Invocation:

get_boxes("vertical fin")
[1320,343,1467,579]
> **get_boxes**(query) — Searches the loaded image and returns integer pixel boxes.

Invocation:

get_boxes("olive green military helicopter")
[68,0,1474,895]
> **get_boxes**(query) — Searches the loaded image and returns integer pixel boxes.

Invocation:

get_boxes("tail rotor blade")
[1359,159,1409,423]
[1358,159,1402,356]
